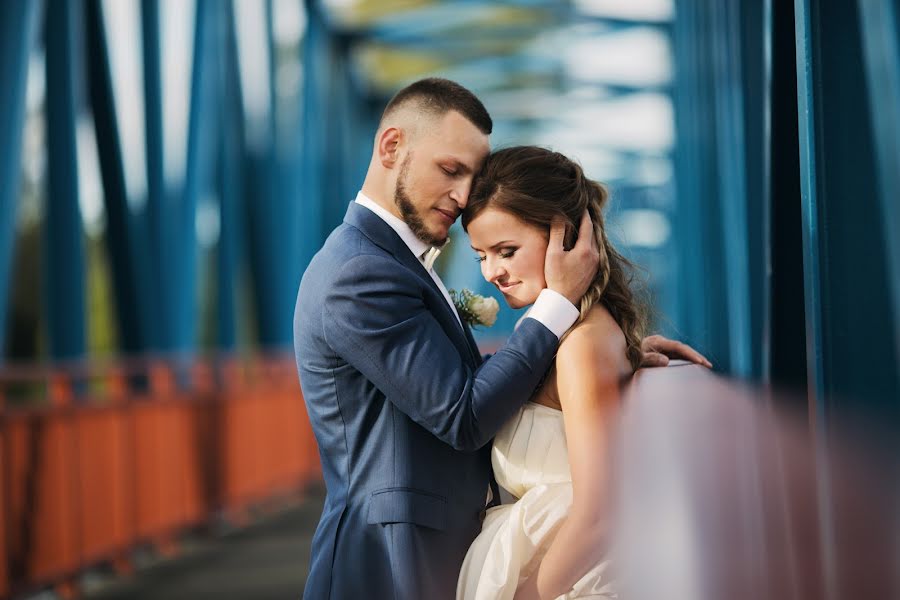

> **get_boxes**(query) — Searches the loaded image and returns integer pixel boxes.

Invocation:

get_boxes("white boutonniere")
[449,289,499,328]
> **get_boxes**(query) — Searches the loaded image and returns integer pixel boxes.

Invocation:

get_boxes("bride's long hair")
[462,146,647,370]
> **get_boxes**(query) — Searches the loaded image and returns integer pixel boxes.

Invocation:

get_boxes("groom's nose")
[449,180,472,209]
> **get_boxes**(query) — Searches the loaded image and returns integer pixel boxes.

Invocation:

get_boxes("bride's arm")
[514,320,624,600]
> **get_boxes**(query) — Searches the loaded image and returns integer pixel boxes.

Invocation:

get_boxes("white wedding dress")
[457,401,616,599]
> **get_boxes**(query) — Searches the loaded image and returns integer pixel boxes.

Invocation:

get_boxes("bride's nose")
[485,258,507,283]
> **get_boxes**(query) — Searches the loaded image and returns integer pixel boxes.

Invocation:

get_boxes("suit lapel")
[344,203,479,367]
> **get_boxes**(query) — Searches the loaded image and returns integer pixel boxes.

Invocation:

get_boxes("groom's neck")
[361,179,403,220]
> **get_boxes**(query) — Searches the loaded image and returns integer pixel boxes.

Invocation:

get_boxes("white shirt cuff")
[525,289,580,339]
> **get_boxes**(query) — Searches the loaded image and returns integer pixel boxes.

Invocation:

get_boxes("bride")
[457,146,644,599]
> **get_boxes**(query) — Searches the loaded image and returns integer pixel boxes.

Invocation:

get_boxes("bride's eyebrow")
[470,240,514,251]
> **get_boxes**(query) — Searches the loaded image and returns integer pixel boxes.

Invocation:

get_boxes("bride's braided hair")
[463,146,647,370]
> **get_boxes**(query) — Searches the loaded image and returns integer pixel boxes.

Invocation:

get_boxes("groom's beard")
[394,157,448,247]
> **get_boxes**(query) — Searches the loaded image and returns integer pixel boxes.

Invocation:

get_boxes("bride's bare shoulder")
[556,305,630,381]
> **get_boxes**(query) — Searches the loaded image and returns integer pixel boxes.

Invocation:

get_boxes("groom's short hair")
[380,78,493,135]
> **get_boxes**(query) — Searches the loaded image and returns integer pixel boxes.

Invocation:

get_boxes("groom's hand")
[640,334,712,368]
[545,211,599,306]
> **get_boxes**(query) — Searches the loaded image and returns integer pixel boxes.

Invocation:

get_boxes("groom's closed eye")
[438,158,473,177]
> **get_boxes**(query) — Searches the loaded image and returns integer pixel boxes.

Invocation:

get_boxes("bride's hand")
[640,334,712,368]
[544,211,600,306]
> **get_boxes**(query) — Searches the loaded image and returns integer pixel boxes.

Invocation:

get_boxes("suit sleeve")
[323,254,558,452]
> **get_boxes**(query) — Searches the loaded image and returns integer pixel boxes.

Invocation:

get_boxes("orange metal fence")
[0,355,320,598]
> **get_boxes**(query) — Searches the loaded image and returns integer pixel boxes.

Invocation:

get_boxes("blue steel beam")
[245,0,294,348]
[672,3,729,370]
[177,0,215,353]
[709,0,752,378]
[768,0,807,391]
[795,0,900,415]
[84,0,148,355]
[299,0,328,269]
[215,0,245,351]
[300,0,372,269]
[857,0,900,375]
[356,6,563,44]
[670,0,771,379]
[142,0,169,352]
[794,0,826,412]
[0,0,41,358]
[353,27,550,51]
[45,0,86,361]
[740,0,773,382]
[350,9,667,48]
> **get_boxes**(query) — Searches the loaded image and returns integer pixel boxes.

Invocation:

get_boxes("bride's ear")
[377,127,402,168]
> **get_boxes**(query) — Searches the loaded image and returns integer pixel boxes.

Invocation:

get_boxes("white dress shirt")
[354,192,579,339]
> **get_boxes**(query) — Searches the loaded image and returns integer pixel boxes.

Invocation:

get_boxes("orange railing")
[0,355,320,598]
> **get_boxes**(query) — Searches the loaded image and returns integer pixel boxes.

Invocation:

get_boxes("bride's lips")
[497,281,520,293]
[435,208,457,225]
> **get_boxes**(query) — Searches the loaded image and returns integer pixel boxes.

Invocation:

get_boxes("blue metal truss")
[85,0,150,356]
[45,0,87,361]
[0,0,42,358]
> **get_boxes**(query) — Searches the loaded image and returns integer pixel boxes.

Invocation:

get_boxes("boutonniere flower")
[449,289,499,328]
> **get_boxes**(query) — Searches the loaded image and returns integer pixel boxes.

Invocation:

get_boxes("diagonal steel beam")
[0,0,41,359]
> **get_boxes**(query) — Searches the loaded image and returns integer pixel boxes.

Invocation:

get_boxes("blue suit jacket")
[294,202,558,599]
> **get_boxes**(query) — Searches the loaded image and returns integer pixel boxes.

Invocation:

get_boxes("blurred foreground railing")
[0,354,320,599]
[618,363,899,600]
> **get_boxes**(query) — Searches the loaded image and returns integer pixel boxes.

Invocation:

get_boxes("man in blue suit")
[294,78,702,599]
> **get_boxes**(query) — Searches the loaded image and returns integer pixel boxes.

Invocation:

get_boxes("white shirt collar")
[355,191,432,261]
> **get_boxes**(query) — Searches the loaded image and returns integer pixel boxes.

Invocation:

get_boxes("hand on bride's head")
[544,211,600,306]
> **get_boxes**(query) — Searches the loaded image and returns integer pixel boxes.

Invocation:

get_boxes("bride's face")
[467,207,548,309]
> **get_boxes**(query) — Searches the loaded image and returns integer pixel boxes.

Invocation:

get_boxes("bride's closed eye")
[474,248,517,262]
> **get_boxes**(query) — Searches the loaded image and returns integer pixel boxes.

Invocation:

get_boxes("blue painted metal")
[142,0,169,352]
[84,0,149,355]
[794,0,828,412]
[358,7,562,45]
[710,0,752,378]
[793,9,840,592]
[299,0,328,268]
[214,0,245,350]
[252,0,293,347]
[325,42,365,230]
[176,0,214,353]
[767,0,807,392]
[669,0,775,379]
[857,0,900,374]
[45,0,87,361]
[795,0,899,414]
[672,3,728,370]
[0,0,41,357]
[732,0,773,383]
[757,0,774,383]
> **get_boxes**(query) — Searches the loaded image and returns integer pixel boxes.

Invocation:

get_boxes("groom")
[294,78,705,599]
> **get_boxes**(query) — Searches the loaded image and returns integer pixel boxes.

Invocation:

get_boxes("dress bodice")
[459,401,616,599]
[491,402,571,499]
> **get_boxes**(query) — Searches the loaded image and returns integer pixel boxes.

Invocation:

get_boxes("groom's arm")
[324,254,574,452]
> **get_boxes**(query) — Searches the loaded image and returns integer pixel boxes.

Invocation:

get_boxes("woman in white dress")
[457,146,646,600]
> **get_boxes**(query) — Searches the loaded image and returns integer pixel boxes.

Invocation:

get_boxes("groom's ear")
[377,127,403,168]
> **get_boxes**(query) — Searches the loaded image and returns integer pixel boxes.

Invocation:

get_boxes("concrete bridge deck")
[81,487,325,600]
